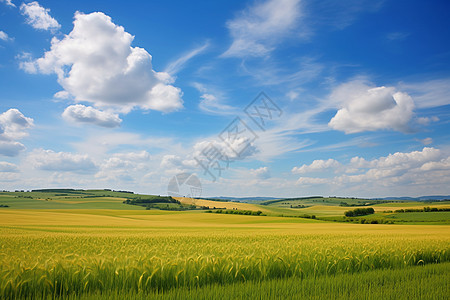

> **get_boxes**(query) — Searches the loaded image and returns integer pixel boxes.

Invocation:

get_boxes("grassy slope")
[0,190,152,210]
[260,197,450,224]
[1,192,449,224]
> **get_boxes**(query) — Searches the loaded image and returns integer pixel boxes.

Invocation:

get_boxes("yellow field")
[1,209,449,299]
[174,197,272,213]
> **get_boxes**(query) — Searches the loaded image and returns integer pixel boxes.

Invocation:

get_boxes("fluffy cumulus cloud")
[26,12,183,113]
[193,137,258,162]
[62,105,122,128]
[296,148,450,194]
[292,158,340,174]
[101,151,151,172]
[20,1,61,31]
[223,0,302,57]
[250,166,270,179]
[328,80,415,133]
[160,154,197,175]
[297,177,328,185]
[96,151,151,182]
[28,149,97,173]
[0,109,34,156]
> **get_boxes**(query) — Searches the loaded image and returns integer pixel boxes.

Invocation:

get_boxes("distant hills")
[375,196,450,201]
[200,196,280,202]
[204,195,450,202]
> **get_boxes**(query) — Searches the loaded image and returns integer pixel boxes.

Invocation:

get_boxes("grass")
[73,263,450,300]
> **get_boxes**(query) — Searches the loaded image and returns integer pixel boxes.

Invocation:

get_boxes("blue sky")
[0,0,449,198]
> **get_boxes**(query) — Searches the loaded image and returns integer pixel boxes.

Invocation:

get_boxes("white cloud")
[165,42,209,75]
[28,149,97,173]
[328,80,415,133]
[0,173,19,182]
[193,137,258,162]
[0,109,34,156]
[20,1,60,32]
[251,166,271,179]
[96,151,151,182]
[26,12,183,113]
[17,52,37,73]
[102,151,151,170]
[223,0,302,57]
[417,137,433,145]
[295,147,450,194]
[0,109,35,140]
[62,105,122,128]
[54,91,70,99]
[367,147,441,169]
[399,78,450,108]
[292,158,340,174]
[420,157,450,171]
[193,82,237,115]
[199,93,237,115]
[160,154,197,175]
[296,177,328,185]
[0,31,11,41]
[0,161,19,172]
[0,141,25,157]
[1,0,15,8]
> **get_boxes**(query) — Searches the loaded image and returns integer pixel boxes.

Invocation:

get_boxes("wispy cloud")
[239,56,324,87]
[222,0,303,57]
[0,0,15,8]
[165,42,210,75]
[386,31,410,41]
[193,82,238,116]
[399,78,450,108]
[307,0,385,30]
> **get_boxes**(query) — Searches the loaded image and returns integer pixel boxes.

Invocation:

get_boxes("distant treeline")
[123,196,179,206]
[31,189,83,193]
[260,196,323,206]
[206,209,264,216]
[196,197,231,202]
[393,207,450,213]
[30,189,135,194]
[339,200,394,207]
[344,207,375,217]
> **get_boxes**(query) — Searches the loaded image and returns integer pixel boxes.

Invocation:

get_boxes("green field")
[0,190,449,299]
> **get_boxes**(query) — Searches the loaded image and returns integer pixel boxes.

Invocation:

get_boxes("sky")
[0,0,449,198]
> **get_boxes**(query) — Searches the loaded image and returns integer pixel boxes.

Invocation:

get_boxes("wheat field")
[0,209,449,299]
